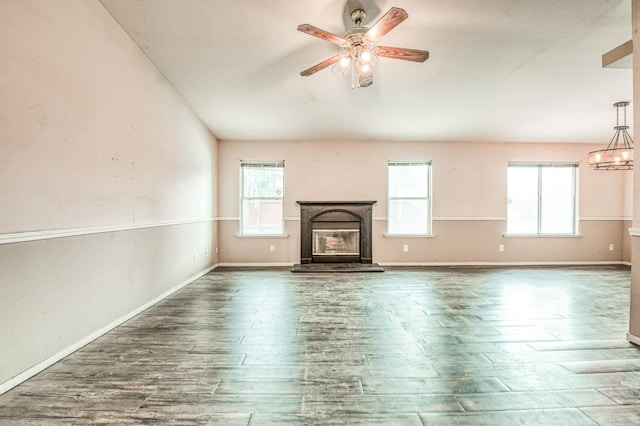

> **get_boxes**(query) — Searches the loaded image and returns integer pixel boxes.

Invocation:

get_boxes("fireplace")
[297,201,376,264]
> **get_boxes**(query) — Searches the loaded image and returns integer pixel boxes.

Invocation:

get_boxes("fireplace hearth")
[292,201,383,272]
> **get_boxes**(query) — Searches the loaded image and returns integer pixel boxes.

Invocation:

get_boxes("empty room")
[2,0,640,424]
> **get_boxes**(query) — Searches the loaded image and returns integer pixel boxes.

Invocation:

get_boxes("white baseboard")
[627,333,640,346]
[378,261,628,267]
[0,265,216,396]
[216,262,295,267]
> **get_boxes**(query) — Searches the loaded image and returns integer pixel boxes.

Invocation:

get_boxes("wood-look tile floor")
[1,266,640,425]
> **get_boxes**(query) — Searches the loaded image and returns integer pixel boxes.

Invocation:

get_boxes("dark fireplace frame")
[297,201,376,264]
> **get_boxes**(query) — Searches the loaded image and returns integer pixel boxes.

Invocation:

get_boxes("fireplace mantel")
[297,201,376,264]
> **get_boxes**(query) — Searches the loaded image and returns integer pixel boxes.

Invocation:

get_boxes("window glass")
[389,165,429,198]
[540,167,574,234]
[388,199,430,234]
[507,167,538,234]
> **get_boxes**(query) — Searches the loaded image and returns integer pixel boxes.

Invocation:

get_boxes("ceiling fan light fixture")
[357,70,374,87]
[331,46,378,88]
[588,101,634,170]
[362,48,378,66]
[351,57,375,88]
[332,55,352,79]
[297,7,429,88]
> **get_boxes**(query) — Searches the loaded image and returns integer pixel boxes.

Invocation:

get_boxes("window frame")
[506,162,579,236]
[239,160,285,236]
[386,161,433,236]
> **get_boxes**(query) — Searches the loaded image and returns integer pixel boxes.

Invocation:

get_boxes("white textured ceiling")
[99,0,633,143]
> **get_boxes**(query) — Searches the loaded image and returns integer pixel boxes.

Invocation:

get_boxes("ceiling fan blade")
[297,24,346,45]
[374,46,430,62]
[300,55,341,77]
[365,7,408,40]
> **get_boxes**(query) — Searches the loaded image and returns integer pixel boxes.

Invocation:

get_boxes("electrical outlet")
[205,249,209,257]
[403,244,409,252]
[270,245,275,252]
[609,244,614,251]
[193,253,198,262]
[499,244,505,252]
[215,247,219,254]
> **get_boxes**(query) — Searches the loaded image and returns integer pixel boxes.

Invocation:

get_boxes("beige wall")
[218,140,631,265]
[0,1,217,388]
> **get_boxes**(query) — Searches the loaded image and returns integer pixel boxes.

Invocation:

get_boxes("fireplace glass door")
[312,229,360,260]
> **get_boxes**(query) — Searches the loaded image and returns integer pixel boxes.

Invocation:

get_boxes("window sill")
[236,234,289,239]
[383,233,437,238]
[503,233,583,238]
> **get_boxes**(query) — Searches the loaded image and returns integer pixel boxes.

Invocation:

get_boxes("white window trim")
[387,161,433,236]
[240,160,286,237]
[503,233,583,238]
[235,233,289,239]
[383,233,437,238]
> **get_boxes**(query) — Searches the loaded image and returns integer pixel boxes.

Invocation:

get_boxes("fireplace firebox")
[297,201,376,264]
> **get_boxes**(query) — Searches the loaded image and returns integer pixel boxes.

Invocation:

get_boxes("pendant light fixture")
[588,101,634,170]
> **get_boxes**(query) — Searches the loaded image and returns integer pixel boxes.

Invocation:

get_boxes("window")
[507,163,578,235]
[387,161,432,235]
[241,161,284,235]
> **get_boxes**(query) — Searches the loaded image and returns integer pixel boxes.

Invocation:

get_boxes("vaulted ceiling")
[99,0,633,143]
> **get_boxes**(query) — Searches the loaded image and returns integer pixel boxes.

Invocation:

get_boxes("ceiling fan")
[297,6,429,88]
